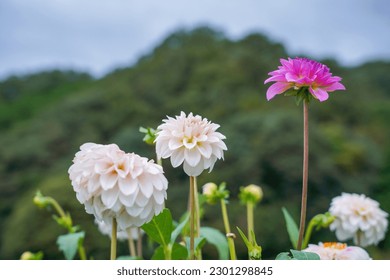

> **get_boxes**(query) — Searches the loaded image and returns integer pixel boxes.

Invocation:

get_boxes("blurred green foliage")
[0,26,389,259]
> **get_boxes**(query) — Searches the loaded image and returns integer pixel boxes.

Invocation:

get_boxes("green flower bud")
[139,127,157,145]
[20,251,44,260]
[202,182,229,205]
[249,245,262,260]
[239,184,263,205]
[33,191,51,209]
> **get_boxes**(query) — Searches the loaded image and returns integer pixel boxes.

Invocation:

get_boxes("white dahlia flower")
[95,219,141,241]
[304,242,371,260]
[68,143,168,231]
[329,193,388,247]
[155,112,227,177]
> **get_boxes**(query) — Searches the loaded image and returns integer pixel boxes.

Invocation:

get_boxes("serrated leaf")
[171,213,189,244]
[171,243,188,260]
[290,249,320,260]
[282,207,299,249]
[142,209,172,246]
[200,227,229,260]
[56,231,85,260]
[275,252,292,260]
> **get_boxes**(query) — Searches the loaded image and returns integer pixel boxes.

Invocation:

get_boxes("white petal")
[139,175,154,198]
[118,176,138,196]
[168,138,183,150]
[184,148,201,167]
[100,172,118,190]
[101,188,119,209]
[197,143,212,158]
[183,161,204,177]
[170,149,185,167]
[135,191,149,207]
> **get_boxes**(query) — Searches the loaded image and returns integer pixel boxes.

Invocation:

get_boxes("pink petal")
[309,87,329,102]
[101,188,119,209]
[170,149,185,167]
[323,82,346,92]
[266,82,291,100]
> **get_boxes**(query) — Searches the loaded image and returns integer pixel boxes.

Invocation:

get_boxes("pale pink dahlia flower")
[95,219,142,241]
[304,242,371,260]
[329,193,388,247]
[264,57,345,102]
[155,112,227,177]
[68,143,168,231]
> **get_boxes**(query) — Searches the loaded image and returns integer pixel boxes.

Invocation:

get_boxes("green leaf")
[171,243,188,260]
[56,231,85,260]
[275,252,292,260]
[142,209,172,246]
[236,227,251,248]
[200,227,229,260]
[282,207,299,249]
[151,246,165,260]
[290,249,320,260]
[171,213,189,244]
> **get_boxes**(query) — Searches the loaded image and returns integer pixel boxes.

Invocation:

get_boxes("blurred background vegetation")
[0,27,389,260]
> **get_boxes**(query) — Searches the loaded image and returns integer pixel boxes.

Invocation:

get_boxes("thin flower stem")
[189,176,195,260]
[302,218,316,249]
[128,235,136,257]
[220,199,237,260]
[247,202,254,243]
[297,101,309,250]
[78,244,87,260]
[111,218,117,260]
[193,176,202,260]
[137,228,143,258]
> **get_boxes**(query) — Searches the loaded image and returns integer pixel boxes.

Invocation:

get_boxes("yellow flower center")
[323,242,347,250]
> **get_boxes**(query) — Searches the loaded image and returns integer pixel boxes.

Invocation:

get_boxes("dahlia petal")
[101,188,119,209]
[139,176,154,198]
[100,172,118,190]
[266,82,291,100]
[183,161,204,177]
[118,176,138,196]
[264,74,286,84]
[168,138,183,150]
[323,82,346,92]
[309,87,329,102]
[135,192,149,207]
[170,149,185,167]
[184,148,201,167]
[197,143,212,158]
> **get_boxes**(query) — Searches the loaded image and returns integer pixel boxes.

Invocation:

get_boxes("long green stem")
[189,176,195,260]
[111,218,117,260]
[302,218,316,249]
[247,202,254,243]
[297,101,309,250]
[220,199,237,260]
[193,176,202,259]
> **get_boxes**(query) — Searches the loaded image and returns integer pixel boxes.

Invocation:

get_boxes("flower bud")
[202,182,229,205]
[33,191,51,209]
[239,184,263,205]
[20,251,44,260]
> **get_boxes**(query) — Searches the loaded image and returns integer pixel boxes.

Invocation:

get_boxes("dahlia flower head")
[68,143,168,231]
[303,242,371,260]
[329,193,388,247]
[155,112,227,177]
[264,57,345,102]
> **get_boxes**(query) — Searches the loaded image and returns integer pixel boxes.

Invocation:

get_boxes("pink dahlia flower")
[303,242,371,260]
[264,57,345,102]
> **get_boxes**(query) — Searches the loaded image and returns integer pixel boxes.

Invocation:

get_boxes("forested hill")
[1,27,389,259]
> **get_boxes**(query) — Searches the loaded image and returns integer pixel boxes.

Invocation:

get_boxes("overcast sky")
[0,0,389,79]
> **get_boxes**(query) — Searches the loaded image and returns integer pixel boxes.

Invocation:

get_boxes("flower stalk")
[247,202,254,243]
[220,199,237,260]
[111,218,117,260]
[297,101,309,250]
[189,176,196,260]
